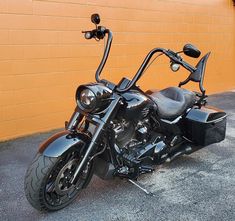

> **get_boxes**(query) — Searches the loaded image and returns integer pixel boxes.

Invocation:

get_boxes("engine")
[111,89,155,150]
[112,118,151,150]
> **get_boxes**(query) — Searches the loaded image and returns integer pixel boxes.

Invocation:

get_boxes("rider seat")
[150,87,196,119]
[149,52,211,120]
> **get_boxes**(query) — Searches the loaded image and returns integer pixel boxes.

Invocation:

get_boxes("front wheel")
[24,150,93,211]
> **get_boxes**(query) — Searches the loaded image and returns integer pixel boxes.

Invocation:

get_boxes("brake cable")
[141,52,164,75]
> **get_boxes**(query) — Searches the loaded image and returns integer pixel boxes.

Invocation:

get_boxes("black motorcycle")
[24,14,227,211]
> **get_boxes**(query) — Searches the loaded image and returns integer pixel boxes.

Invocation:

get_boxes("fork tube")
[66,107,83,131]
[71,95,121,184]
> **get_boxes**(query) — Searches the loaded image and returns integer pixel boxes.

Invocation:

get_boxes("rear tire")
[24,152,93,211]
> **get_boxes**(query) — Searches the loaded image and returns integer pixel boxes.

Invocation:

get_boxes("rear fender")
[39,130,91,158]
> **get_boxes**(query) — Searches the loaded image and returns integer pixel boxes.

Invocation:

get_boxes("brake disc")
[54,159,78,195]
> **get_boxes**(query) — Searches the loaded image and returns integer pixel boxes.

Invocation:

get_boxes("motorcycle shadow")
[77,154,205,202]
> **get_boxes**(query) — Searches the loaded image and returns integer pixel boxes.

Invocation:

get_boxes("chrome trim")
[161,116,182,124]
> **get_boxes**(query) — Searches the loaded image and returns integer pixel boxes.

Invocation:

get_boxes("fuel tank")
[119,89,155,121]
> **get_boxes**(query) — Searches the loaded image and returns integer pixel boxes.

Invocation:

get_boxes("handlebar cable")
[141,52,164,76]
[103,35,106,51]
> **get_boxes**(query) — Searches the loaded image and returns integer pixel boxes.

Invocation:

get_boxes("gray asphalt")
[0,92,235,221]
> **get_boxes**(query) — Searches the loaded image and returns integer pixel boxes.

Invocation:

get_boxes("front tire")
[24,151,93,211]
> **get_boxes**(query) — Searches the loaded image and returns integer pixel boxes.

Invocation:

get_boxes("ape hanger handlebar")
[83,24,197,93]
[82,27,113,83]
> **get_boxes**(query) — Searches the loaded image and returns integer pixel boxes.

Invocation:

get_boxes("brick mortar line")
[1,98,75,109]
[1,28,233,32]
[0,27,232,32]
[0,51,167,61]
[33,0,220,11]
[0,66,141,79]
[0,126,62,142]
[0,109,71,123]
[0,12,233,23]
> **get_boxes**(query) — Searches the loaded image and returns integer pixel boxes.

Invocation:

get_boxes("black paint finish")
[119,89,154,121]
[185,106,227,146]
[76,83,113,113]
[23,13,228,212]
[39,130,90,157]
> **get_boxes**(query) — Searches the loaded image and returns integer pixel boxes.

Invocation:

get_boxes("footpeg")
[140,165,154,173]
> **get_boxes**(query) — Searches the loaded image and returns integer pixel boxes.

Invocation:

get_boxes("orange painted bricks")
[0,0,234,140]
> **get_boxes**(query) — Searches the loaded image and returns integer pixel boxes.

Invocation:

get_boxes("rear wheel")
[24,150,93,211]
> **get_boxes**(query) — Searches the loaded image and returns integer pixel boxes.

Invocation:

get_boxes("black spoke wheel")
[24,150,93,211]
[54,159,79,195]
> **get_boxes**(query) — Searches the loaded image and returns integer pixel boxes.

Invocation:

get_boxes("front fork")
[65,108,83,132]
[67,95,121,184]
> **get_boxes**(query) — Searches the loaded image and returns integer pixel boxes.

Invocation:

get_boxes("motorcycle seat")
[149,86,196,119]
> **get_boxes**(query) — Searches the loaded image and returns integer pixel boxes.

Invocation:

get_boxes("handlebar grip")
[82,26,107,40]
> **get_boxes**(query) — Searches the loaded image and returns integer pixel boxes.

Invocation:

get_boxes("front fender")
[39,130,91,157]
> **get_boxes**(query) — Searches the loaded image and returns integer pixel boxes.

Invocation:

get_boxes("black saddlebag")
[185,106,226,146]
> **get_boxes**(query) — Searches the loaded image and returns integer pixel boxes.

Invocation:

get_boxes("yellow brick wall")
[0,0,234,141]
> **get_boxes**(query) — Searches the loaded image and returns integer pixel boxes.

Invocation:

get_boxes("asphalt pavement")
[0,91,235,221]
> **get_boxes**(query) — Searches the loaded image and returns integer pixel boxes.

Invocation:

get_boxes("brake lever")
[166,49,196,72]
[167,50,182,61]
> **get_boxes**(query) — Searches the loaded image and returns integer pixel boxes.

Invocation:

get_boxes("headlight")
[79,89,96,110]
[76,83,112,113]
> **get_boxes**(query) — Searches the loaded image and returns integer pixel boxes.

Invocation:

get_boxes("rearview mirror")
[183,44,201,58]
[91,14,100,25]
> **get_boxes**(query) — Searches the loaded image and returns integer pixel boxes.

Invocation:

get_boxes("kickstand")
[128,179,154,196]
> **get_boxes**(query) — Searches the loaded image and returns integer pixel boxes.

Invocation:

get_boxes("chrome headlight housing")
[76,83,112,113]
[79,89,96,110]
